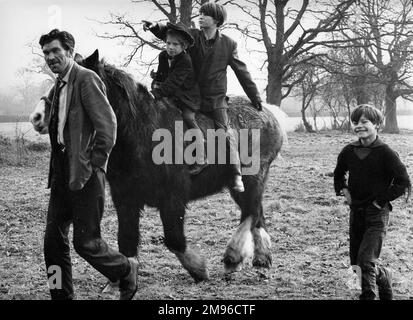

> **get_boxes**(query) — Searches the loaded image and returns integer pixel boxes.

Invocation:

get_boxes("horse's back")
[196,96,284,161]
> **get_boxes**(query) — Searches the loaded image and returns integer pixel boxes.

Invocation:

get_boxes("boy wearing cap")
[151,22,207,173]
[151,23,203,134]
[144,2,263,192]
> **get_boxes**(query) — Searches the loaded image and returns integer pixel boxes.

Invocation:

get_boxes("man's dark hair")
[200,2,227,27]
[350,104,384,126]
[39,29,75,55]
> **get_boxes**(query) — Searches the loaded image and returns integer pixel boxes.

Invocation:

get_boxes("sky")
[0,0,267,96]
[0,0,151,89]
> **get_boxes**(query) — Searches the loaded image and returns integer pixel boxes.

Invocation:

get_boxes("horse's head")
[75,49,101,77]
[30,98,50,134]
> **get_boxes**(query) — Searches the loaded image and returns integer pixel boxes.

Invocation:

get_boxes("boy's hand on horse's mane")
[142,20,155,31]
[252,101,263,111]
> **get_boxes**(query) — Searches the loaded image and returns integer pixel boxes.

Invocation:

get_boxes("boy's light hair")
[350,104,384,126]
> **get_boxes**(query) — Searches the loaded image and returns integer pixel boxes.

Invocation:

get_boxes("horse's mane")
[93,59,168,134]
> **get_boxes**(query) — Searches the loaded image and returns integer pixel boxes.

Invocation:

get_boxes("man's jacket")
[46,62,117,191]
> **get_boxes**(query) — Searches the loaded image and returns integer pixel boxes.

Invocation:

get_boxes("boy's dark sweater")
[334,137,410,209]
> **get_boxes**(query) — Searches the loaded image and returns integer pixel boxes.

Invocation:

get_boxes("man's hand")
[342,188,352,206]
[142,20,155,31]
[252,101,263,111]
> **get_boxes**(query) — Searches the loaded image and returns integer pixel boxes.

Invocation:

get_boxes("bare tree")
[94,0,208,74]
[224,0,357,105]
[14,68,47,115]
[292,63,321,132]
[0,92,19,116]
[26,43,55,84]
[340,0,413,133]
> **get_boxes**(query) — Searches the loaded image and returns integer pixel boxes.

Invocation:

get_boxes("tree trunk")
[301,105,315,133]
[266,62,283,105]
[347,104,352,132]
[180,0,193,27]
[383,86,399,133]
[354,84,370,105]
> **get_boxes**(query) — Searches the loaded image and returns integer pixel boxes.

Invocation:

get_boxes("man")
[37,29,137,300]
[143,2,263,192]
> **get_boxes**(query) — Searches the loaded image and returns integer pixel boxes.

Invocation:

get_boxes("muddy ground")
[1,131,412,300]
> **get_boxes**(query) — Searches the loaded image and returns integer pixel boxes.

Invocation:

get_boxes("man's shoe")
[377,267,393,300]
[233,175,244,192]
[119,257,138,300]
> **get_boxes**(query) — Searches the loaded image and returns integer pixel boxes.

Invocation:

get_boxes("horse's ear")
[85,49,99,68]
[74,53,83,63]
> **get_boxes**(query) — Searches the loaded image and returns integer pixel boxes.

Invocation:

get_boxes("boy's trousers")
[349,204,390,300]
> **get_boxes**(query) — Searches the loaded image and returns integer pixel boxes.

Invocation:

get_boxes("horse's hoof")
[174,248,209,283]
[223,253,244,274]
[102,280,120,293]
[191,269,210,283]
[224,263,243,274]
[252,255,272,268]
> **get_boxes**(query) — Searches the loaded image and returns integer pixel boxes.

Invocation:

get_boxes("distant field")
[0,115,29,123]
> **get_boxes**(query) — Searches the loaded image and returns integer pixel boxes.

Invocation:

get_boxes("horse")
[30,49,286,283]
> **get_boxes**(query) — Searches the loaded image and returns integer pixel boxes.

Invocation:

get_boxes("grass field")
[1,130,412,300]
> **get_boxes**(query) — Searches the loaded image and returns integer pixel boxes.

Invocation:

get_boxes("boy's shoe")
[119,257,138,300]
[377,267,393,300]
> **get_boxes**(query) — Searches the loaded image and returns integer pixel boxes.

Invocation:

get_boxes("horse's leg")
[159,199,209,282]
[225,170,272,273]
[250,165,272,268]
[223,212,254,273]
[223,175,258,273]
[109,177,142,258]
[251,202,272,268]
[101,176,141,293]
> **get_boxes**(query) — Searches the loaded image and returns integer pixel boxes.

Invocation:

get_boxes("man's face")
[42,39,71,75]
[199,13,218,29]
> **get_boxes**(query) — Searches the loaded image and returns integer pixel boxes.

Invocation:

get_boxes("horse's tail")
[263,103,289,146]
